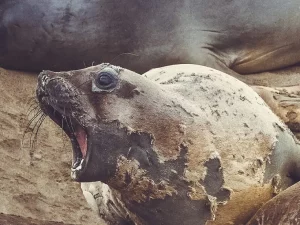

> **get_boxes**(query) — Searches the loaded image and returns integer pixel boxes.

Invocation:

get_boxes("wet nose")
[37,71,72,101]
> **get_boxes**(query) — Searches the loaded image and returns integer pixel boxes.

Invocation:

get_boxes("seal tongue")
[75,127,87,158]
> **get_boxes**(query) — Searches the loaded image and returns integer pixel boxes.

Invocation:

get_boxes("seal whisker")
[27,96,37,101]
[25,109,44,131]
[70,93,94,97]
[26,104,41,116]
[62,107,75,136]
[61,113,66,146]
[31,114,47,148]
[67,116,75,136]
[70,63,119,90]
[28,113,47,149]
[29,111,45,134]
[70,63,114,88]
[110,52,139,64]
[22,109,44,145]
[67,106,76,135]
[26,97,39,111]
[27,96,38,105]
[27,101,39,110]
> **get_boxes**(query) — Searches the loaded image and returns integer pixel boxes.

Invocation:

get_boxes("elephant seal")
[36,64,300,225]
[247,181,300,225]
[2,0,300,79]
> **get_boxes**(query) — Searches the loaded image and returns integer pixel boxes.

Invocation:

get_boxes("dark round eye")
[94,68,118,91]
[97,73,113,86]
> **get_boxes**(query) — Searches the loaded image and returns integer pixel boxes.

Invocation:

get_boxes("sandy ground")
[0,68,105,225]
[0,213,75,225]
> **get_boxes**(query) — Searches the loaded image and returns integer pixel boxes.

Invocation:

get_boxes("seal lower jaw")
[65,124,89,181]
[70,127,89,181]
[71,158,86,180]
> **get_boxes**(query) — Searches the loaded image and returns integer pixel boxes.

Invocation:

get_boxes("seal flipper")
[253,85,300,139]
[81,182,137,225]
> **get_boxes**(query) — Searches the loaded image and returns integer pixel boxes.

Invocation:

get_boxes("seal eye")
[93,68,119,92]
[97,73,113,87]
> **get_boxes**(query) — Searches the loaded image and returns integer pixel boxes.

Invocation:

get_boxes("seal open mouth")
[39,96,89,180]
[37,65,122,181]
[71,125,88,174]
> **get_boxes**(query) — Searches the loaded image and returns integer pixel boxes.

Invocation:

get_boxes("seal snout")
[37,71,79,116]
[36,70,90,180]
[36,71,51,99]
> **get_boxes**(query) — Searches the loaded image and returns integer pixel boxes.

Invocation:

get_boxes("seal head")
[37,63,183,184]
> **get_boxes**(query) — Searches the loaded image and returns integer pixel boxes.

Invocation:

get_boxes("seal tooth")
[71,159,84,172]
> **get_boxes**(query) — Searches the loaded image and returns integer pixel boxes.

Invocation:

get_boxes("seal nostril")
[38,72,50,87]
[41,75,48,84]
[38,70,57,85]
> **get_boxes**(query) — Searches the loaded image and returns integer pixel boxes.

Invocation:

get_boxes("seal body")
[37,64,300,225]
[2,0,300,75]
[246,181,300,225]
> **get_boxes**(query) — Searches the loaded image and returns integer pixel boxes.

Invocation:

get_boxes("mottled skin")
[1,0,300,78]
[37,64,300,225]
